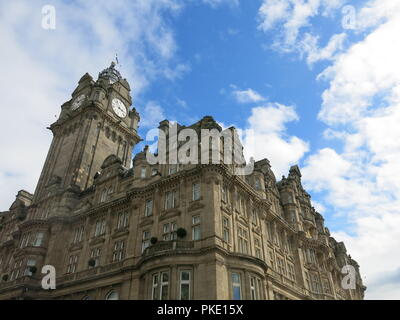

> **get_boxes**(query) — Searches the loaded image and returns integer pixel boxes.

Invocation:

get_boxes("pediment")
[188,201,204,212]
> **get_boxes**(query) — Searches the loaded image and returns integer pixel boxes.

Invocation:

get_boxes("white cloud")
[257,0,346,64]
[0,0,184,210]
[242,103,309,177]
[256,0,400,298]
[201,0,239,8]
[139,101,166,128]
[300,0,400,299]
[258,0,345,47]
[231,86,266,104]
[300,32,347,65]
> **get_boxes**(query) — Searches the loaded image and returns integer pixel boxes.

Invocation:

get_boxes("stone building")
[0,63,366,300]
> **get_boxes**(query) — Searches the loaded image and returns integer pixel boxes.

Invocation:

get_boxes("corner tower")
[33,62,141,203]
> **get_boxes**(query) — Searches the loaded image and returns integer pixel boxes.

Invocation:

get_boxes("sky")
[0,0,399,299]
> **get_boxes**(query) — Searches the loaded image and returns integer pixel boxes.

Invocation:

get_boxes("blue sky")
[1,0,400,299]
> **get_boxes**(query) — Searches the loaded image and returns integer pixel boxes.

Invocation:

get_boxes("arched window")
[82,295,92,300]
[105,291,119,300]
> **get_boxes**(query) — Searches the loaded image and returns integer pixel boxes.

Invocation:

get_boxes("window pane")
[161,286,168,300]
[192,225,201,240]
[181,284,190,300]
[232,273,240,284]
[106,291,119,300]
[181,271,190,281]
[162,272,169,282]
[233,286,241,300]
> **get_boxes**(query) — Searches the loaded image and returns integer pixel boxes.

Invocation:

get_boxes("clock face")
[71,94,86,111]
[112,98,127,118]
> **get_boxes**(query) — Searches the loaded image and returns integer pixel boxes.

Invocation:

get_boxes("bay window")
[231,272,242,300]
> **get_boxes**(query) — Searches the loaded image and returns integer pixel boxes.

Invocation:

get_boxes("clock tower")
[33,62,141,203]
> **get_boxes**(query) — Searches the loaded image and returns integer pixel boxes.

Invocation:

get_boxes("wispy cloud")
[0,0,185,209]
[242,103,309,177]
[230,85,266,104]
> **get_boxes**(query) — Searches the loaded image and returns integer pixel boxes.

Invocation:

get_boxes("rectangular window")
[179,270,191,300]
[141,167,147,178]
[223,217,230,242]
[222,185,228,203]
[90,247,101,268]
[100,189,108,202]
[268,250,275,269]
[231,273,242,300]
[250,276,259,300]
[235,193,240,211]
[151,271,170,300]
[152,273,159,300]
[67,255,78,274]
[238,226,249,254]
[254,238,262,259]
[168,164,177,175]
[24,259,36,276]
[305,272,311,291]
[192,182,201,201]
[192,215,201,241]
[94,219,106,237]
[117,212,129,229]
[32,232,44,247]
[266,222,273,242]
[145,199,153,217]
[165,190,177,210]
[277,256,287,276]
[20,233,30,248]
[10,260,23,280]
[160,272,169,300]
[311,273,321,293]
[163,222,177,241]
[73,226,84,244]
[323,279,331,294]
[287,236,293,253]
[142,231,151,253]
[287,263,296,281]
[307,248,317,264]
[112,240,125,262]
[252,209,258,225]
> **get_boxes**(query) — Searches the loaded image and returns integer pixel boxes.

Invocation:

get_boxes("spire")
[98,61,122,84]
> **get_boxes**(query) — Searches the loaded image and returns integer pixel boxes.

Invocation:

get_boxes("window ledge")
[112,228,129,239]
[90,236,106,246]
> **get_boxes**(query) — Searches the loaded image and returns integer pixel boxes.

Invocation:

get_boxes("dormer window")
[141,167,147,178]
[168,164,178,175]
[94,219,106,237]
[165,190,177,210]
[192,182,201,201]
[100,189,108,202]
[32,232,44,247]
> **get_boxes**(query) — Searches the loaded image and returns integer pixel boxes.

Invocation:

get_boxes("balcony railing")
[56,261,125,285]
[0,275,39,290]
